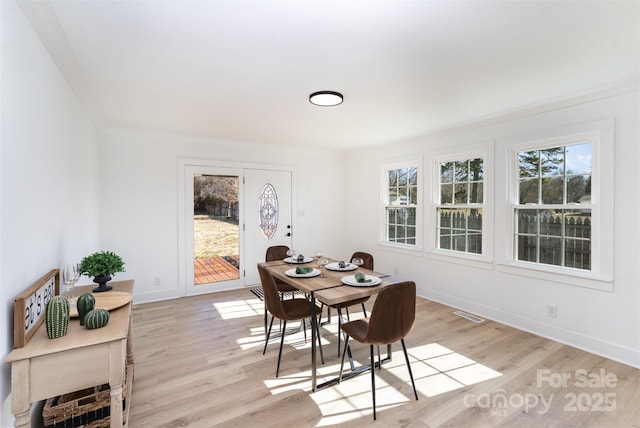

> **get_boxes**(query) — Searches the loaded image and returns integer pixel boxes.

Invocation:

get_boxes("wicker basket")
[42,381,127,428]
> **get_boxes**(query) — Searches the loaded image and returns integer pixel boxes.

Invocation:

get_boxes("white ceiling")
[19,0,639,150]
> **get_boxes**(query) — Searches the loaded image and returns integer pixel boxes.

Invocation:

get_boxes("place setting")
[325,260,358,271]
[341,271,382,287]
[285,266,321,278]
[283,249,314,264]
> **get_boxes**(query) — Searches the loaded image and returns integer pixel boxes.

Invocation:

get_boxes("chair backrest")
[258,264,287,319]
[365,281,416,345]
[351,251,374,270]
[266,245,289,262]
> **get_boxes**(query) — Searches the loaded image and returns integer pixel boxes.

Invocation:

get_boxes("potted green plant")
[79,251,125,292]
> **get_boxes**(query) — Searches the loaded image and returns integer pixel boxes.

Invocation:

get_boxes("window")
[384,165,418,246]
[498,121,613,289]
[514,142,592,270]
[437,158,484,254]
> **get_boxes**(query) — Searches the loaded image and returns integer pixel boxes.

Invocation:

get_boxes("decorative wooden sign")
[13,269,60,348]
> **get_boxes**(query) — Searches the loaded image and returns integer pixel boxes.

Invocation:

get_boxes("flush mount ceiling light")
[309,91,343,107]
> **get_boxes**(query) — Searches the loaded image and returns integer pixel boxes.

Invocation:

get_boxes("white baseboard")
[132,283,248,305]
[417,287,640,369]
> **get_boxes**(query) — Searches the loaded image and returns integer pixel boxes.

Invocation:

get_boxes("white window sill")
[495,260,613,292]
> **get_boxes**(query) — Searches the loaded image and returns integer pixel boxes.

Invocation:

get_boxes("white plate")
[284,256,314,264]
[326,262,357,271]
[286,268,321,278]
[341,274,382,287]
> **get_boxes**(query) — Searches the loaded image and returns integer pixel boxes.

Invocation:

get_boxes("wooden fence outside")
[198,200,239,220]
[438,210,591,270]
[517,211,591,270]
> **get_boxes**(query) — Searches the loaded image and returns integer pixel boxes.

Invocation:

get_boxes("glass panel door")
[185,165,244,295]
[180,164,292,294]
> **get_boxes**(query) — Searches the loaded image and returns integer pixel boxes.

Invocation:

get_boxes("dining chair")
[259,265,324,377]
[338,281,418,420]
[264,245,300,337]
[265,245,299,296]
[328,251,374,355]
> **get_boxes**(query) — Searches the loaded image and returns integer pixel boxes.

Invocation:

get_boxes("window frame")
[497,120,614,291]
[379,158,422,251]
[513,142,593,270]
[436,157,485,254]
[426,143,494,266]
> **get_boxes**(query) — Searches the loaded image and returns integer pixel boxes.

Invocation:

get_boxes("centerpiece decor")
[79,251,125,292]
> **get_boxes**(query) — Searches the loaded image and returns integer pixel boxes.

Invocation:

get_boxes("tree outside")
[193,175,239,259]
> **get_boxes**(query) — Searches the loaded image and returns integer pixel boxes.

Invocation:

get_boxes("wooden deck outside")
[194,255,239,284]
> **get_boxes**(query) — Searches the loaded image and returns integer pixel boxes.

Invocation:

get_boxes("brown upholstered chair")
[263,245,299,337]
[265,245,299,296]
[259,265,324,377]
[338,281,418,420]
[328,251,374,355]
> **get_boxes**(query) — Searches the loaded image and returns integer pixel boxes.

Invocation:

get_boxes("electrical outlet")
[546,304,558,318]
[153,276,160,286]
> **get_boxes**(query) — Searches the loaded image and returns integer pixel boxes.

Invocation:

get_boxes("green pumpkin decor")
[45,296,70,339]
[76,292,96,326]
[84,308,110,330]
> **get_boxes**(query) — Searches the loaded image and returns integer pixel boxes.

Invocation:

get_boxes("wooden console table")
[4,280,134,428]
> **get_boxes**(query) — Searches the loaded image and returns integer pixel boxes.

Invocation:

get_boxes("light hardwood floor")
[128,289,639,427]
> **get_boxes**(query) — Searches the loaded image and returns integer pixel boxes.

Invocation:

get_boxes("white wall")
[98,129,346,303]
[343,87,640,368]
[1,1,101,423]
[2,5,637,427]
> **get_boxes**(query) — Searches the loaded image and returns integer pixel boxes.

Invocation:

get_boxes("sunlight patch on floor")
[312,360,412,426]
[409,343,502,397]
[233,294,504,423]
[237,327,268,350]
[212,298,262,319]
[260,341,503,424]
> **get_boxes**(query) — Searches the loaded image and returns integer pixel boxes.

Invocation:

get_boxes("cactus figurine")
[45,296,70,339]
[76,292,96,326]
[84,308,110,329]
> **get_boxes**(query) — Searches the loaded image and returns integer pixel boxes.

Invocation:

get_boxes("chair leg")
[338,336,350,383]
[264,307,268,341]
[302,318,307,343]
[361,302,367,316]
[370,344,377,420]
[401,339,419,401]
[276,320,287,377]
[263,316,275,355]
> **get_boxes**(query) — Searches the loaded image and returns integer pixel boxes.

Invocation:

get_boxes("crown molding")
[399,75,640,143]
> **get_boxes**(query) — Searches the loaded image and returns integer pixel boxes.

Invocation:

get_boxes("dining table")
[259,257,406,391]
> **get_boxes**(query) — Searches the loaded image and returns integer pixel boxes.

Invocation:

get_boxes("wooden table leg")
[126,310,134,366]
[109,341,126,428]
[11,360,31,428]
[109,383,124,428]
